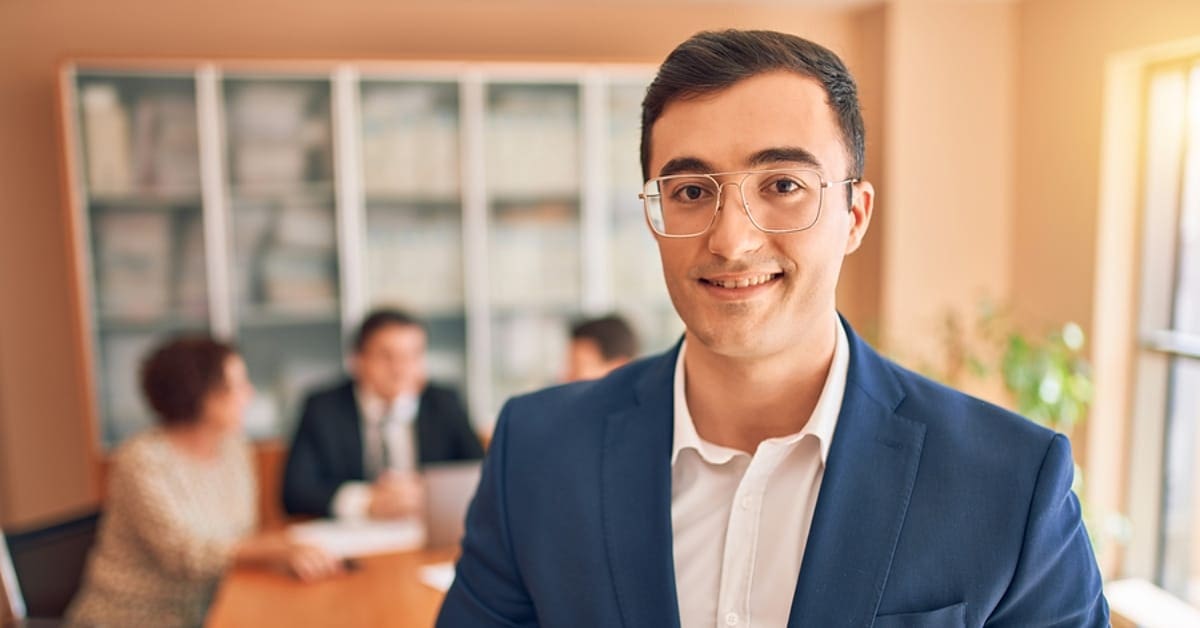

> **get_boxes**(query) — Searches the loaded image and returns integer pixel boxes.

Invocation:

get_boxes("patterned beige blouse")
[66,428,256,627]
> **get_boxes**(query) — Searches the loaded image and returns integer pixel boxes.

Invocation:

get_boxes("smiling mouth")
[699,272,783,289]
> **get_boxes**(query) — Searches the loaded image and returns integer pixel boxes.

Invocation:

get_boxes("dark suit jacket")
[282,380,485,517]
[437,321,1108,627]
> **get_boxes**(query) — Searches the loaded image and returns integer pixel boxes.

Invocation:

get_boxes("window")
[1138,58,1200,606]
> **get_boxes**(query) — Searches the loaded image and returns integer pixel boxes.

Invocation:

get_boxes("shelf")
[97,315,208,334]
[238,304,340,329]
[230,181,336,203]
[365,194,461,209]
[89,192,203,210]
[65,63,669,452]
[407,308,468,321]
[490,304,579,318]
[490,194,580,209]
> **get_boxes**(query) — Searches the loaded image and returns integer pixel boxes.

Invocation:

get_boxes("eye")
[762,176,807,196]
[666,180,715,204]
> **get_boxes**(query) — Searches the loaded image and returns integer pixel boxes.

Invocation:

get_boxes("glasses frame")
[639,168,859,238]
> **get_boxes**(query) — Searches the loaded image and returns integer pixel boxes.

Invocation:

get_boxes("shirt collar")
[670,318,851,467]
[355,386,419,425]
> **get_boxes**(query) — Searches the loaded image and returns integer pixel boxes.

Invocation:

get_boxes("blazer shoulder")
[302,379,356,405]
[294,379,358,433]
[422,382,465,404]
[885,359,1058,466]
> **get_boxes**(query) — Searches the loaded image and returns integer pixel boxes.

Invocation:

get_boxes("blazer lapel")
[342,382,367,480]
[601,348,682,628]
[787,326,926,627]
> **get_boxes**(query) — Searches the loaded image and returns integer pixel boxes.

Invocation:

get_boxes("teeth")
[710,274,776,289]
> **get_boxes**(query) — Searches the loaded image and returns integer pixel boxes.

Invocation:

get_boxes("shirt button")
[740,495,754,510]
[725,612,739,626]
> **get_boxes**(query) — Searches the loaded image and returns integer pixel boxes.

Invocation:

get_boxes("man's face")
[354,324,428,400]
[646,71,872,359]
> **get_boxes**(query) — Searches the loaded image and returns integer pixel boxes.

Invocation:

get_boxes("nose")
[706,181,765,260]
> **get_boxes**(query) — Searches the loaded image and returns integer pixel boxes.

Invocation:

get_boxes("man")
[438,30,1106,627]
[282,308,484,520]
[564,314,639,382]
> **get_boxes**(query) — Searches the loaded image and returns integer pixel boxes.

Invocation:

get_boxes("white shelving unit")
[61,60,682,448]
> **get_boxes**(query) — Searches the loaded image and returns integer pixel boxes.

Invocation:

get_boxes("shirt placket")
[716,443,788,628]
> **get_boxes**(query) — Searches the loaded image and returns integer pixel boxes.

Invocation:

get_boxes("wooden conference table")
[206,546,457,627]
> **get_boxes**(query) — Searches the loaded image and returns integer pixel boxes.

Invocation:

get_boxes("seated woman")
[67,336,343,627]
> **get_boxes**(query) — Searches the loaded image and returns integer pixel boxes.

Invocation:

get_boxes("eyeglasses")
[640,168,858,238]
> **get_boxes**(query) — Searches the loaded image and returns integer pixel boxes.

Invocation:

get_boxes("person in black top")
[282,308,484,519]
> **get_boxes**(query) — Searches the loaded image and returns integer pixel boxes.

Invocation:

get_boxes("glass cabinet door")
[75,71,209,446]
[359,79,467,390]
[485,83,582,408]
[222,75,345,439]
[608,80,682,355]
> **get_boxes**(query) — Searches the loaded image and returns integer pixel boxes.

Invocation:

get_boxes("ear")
[844,180,874,255]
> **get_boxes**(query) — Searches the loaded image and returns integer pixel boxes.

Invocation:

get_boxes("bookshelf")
[61,60,682,448]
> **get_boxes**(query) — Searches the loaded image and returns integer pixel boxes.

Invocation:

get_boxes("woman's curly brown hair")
[140,335,238,426]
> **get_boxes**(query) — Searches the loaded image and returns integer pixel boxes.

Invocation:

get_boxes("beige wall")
[0,0,859,528]
[873,1,1018,402]
[1014,0,1200,330]
[836,6,887,341]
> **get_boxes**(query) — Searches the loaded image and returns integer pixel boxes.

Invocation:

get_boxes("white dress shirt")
[330,388,420,520]
[672,320,850,628]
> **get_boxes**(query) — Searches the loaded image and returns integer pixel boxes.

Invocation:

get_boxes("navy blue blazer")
[437,323,1108,627]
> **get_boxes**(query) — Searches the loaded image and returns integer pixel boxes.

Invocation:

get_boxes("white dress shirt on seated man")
[672,319,849,628]
[330,388,420,520]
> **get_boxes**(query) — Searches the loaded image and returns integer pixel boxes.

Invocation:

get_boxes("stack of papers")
[288,518,426,558]
[418,562,456,592]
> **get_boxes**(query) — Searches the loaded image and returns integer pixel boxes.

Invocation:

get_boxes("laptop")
[422,461,483,549]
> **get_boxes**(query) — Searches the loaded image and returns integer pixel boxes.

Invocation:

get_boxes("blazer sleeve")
[436,401,537,628]
[281,393,340,517]
[986,434,1109,626]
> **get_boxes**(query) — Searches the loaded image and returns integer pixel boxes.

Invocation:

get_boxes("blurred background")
[2,0,1200,621]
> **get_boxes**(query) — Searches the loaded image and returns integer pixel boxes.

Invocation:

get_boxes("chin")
[688,322,766,357]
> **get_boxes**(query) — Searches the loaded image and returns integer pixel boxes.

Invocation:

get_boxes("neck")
[164,420,226,461]
[683,310,839,453]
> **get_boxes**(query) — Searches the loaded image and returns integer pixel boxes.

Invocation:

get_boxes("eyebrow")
[747,147,823,170]
[655,147,824,178]
[657,157,716,177]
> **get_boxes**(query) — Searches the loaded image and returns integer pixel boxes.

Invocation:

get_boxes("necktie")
[377,409,396,475]
[375,398,418,477]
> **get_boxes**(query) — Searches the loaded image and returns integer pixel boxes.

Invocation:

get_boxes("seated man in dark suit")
[283,308,484,520]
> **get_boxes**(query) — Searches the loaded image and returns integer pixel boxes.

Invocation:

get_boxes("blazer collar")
[601,342,682,628]
[786,319,926,626]
[339,380,367,479]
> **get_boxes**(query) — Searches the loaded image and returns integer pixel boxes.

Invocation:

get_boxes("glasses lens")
[644,176,719,236]
[742,169,823,231]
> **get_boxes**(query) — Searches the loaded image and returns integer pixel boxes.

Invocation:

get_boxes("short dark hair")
[641,29,865,181]
[140,335,238,426]
[571,315,639,361]
[354,308,425,352]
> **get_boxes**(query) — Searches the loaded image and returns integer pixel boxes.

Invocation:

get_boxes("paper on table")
[418,561,456,592]
[288,517,426,559]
